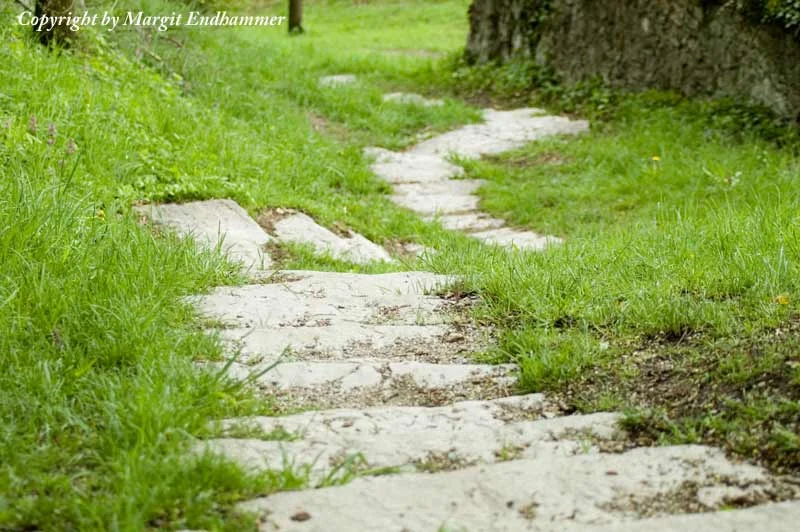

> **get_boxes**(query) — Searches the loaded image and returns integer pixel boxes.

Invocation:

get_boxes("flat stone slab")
[195,271,484,365]
[364,147,464,184]
[382,92,444,107]
[269,212,392,264]
[391,192,479,215]
[471,227,562,250]
[204,396,620,479]
[195,273,453,328]
[562,501,800,532]
[393,180,485,197]
[218,361,515,391]
[429,212,506,232]
[215,361,515,410]
[319,74,357,87]
[216,323,483,364]
[411,110,589,160]
[238,445,772,531]
[135,199,273,270]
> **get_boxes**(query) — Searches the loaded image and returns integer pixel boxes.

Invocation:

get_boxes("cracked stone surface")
[382,92,444,107]
[269,212,393,264]
[195,271,455,327]
[411,109,589,159]
[318,74,357,87]
[428,212,506,232]
[204,407,621,479]
[195,271,485,365]
[237,445,774,531]
[365,147,464,184]
[210,362,516,409]
[215,324,484,364]
[135,199,273,269]
[367,108,588,251]
[391,191,480,215]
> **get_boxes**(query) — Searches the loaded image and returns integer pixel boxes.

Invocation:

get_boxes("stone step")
[261,210,393,264]
[393,180,485,197]
[236,445,774,531]
[194,271,482,364]
[194,274,452,328]
[382,92,444,107]
[203,397,619,478]
[471,227,562,251]
[215,323,484,365]
[211,361,515,409]
[428,212,506,232]
[410,109,589,159]
[391,192,479,215]
[365,147,464,184]
[561,501,800,532]
[135,199,273,270]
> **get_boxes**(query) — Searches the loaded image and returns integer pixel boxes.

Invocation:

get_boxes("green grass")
[2,0,800,529]
[0,0,478,528]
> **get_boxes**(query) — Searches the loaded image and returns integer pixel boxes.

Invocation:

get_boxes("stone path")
[138,83,798,530]
[366,108,588,250]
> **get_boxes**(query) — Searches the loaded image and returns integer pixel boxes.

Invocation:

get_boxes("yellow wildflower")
[651,155,661,162]
[774,294,790,305]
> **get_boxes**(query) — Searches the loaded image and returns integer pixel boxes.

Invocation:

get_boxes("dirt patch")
[599,477,796,518]
[553,323,800,474]
[262,241,292,268]
[484,151,573,168]
[249,270,306,285]
[307,112,351,143]
[263,366,518,413]
[384,239,428,261]
[255,208,293,235]
[257,207,354,239]
[413,451,477,473]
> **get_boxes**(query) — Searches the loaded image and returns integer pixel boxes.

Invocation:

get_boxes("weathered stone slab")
[215,361,515,409]
[194,273,453,328]
[393,180,485,197]
[319,74,357,87]
[217,361,515,391]
[429,212,506,232]
[135,199,273,270]
[411,110,589,159]
[471,227,561,250]
[391,192,479,215]
[217,323,470,363]
[195,271,483,365]
[382,92,444,107]
[364,147,464,184]
[270,212,392,264]
[205,409,620,478]
[238,445,771,531]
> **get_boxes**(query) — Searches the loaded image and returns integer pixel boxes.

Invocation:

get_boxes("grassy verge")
[1,0,477,528]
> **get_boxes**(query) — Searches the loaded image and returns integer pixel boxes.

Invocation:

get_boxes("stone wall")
[466,0,800,118]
